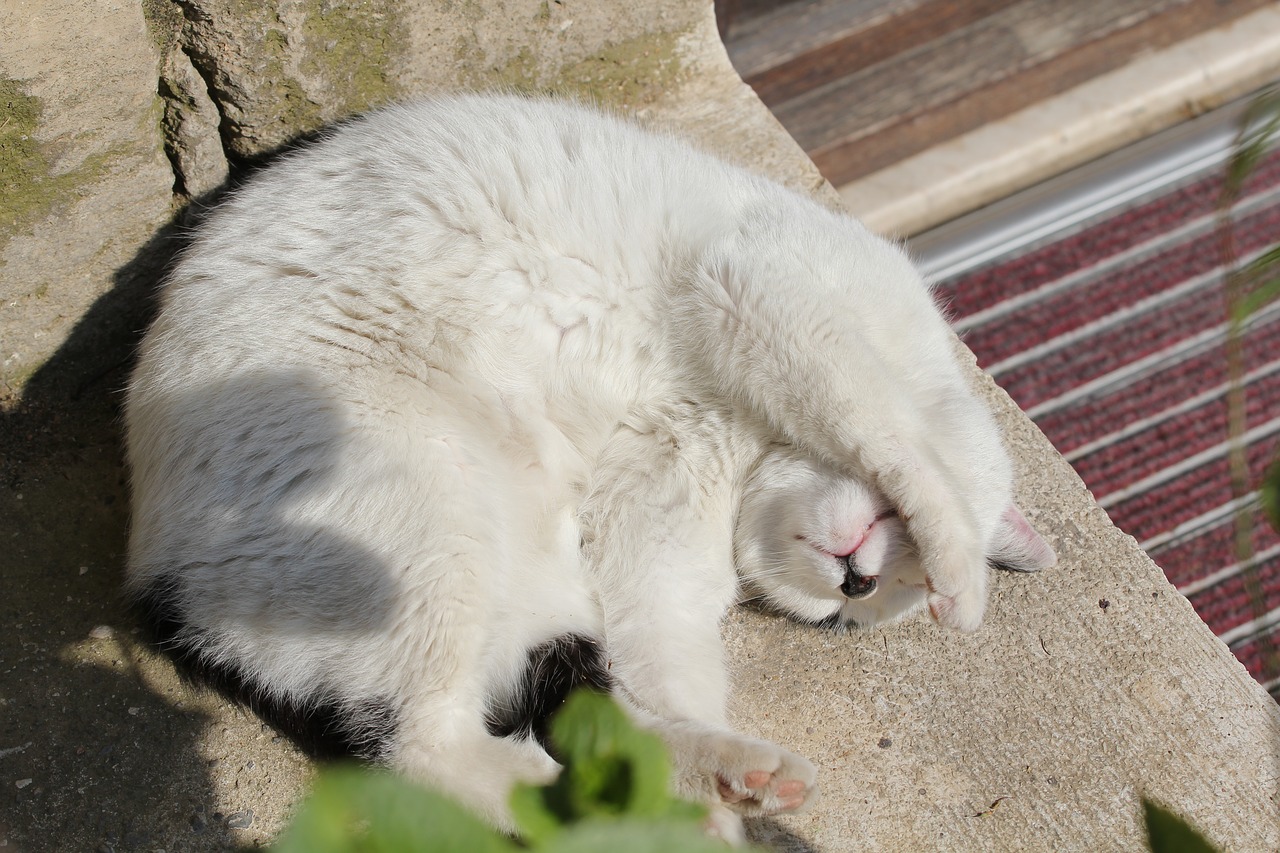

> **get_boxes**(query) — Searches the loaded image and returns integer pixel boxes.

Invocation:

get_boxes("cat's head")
[734,448,1054,629]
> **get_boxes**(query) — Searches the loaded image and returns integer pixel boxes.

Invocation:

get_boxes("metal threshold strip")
[907,94,1261,283]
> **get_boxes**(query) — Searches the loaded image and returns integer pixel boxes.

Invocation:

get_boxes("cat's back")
[125,96,732,557]
[139,96,719,387]
[172,95,696,293]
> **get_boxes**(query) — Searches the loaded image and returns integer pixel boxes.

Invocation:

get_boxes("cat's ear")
[988,505,1056,572]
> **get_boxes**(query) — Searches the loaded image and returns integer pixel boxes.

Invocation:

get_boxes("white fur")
[736,448,928,628]
[124,94,1053,836]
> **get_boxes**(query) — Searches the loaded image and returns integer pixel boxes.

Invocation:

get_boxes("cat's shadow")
[1,198,237,847]
[745,817,823,852]
[0,146,315,847]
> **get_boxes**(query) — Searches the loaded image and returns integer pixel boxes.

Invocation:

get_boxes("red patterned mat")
[935,150,1280,698]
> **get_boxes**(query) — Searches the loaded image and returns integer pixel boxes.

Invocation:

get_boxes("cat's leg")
[676,225,1001,631]
[381,569,570,830]
[382,554,565,832]
[582,420,736,725]
[392,712,560,832]
[581,411,817,838]
[324,400,574,832]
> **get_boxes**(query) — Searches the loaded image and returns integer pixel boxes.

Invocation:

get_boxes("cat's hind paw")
[708,736,818,817]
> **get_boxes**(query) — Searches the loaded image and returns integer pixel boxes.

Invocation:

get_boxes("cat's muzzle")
[841,561,878,599]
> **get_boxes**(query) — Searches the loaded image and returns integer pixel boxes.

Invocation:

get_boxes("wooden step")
[721,0,1273,187]
[723,0,1019,105]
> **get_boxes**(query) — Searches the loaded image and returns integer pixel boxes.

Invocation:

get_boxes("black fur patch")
[485,634,613,753]
[133,575,396,762]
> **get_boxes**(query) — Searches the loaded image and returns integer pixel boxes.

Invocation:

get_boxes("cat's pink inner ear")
[990,504,1056,572]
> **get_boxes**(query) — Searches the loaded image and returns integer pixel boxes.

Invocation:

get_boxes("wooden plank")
[767,0,1272,186]
[727,0,922,79]
[728,0,1022,105]
[774,0,1185,155]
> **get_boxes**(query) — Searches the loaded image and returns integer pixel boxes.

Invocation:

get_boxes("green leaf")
[273,765,517,853]
[1231,271,1280,323]
[509,778,565,846]
[511,690,708,843]
[1224,86,1280,200]
[1242,242,1280,279]
[1142,798,1220,853]
[275,694,722,852]
[548,691,685,820]
[1230,239,1280,322]
[1261,452,1280,535]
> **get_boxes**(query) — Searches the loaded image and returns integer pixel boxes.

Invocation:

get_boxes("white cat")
[123,94,1054,842]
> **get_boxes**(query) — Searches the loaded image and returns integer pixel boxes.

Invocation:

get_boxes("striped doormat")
[926,140,1280,698]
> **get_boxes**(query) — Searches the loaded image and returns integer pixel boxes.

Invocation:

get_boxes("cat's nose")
[841,560,878,599]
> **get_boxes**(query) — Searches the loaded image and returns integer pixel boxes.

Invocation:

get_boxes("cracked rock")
[159,46,230,200]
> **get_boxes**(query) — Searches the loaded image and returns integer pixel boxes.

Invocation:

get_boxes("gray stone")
[0,0,174,398]
[158,46,229,200]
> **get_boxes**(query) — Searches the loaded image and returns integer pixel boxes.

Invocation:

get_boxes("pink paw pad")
[717,770,809,811]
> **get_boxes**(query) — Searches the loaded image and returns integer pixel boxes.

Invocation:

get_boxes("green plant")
[1218,83,1280,686]
[1142,799,1221,853]
[1136,82,1280,853]
[273,691,754,852]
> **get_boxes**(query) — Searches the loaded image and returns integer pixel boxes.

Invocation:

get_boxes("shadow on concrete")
[0,199,246,848]
[0,125,346,847]
[746,817,823,852]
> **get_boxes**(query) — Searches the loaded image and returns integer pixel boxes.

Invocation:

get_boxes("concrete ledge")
[2,2,1277,851]
[726,362,1280,850]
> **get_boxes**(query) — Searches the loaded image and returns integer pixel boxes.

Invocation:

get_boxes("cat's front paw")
[923,544,988,632]
[707,735,818,817]
[927,586,985,633]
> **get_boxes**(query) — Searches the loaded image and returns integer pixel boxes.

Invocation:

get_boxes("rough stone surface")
[158,45,230,199]
[0,0,175,398]
[150,0,409,163]
[1,1,1277,851]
